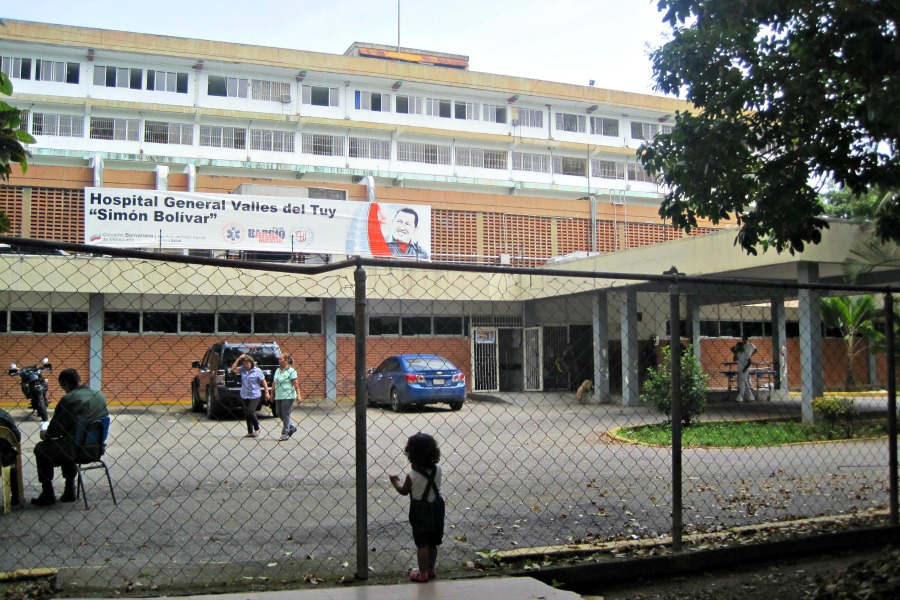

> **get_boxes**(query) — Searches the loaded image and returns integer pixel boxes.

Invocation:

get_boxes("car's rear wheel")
[448,400,463,411]
[191,382,204,412]
[390,388,404,412]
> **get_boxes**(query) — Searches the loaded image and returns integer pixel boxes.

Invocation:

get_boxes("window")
[105,312,140,333]
[36,60,79,84]
[143,312,178,333]
[301,133,344,156]
[10,311,48,332]
[208,75,249,98]
[200,125,246,149]
[590,116,619,136]
[630,121,672,140]
[90,117,140,141]
[552,155,587,176]
[145,121,193,145]
[355,91,390,112]
[18,110,28,132]
[456,147,507,170]
[33,113,84,137]
[482,104,507,124]
[301,84,339,107]
[454,101,480,120]
[627,162,655,183]
[592,159,625,180]
[147,70,188,93]
[699,320,719,337]
[397,141,451,165]
[252,79,291,101]
[555,112,586,133]
[395,95,422,114]
[349,137,391,159]
[402,316,432,336]
[433,316,463,335]
[1,56,32,79]
[93,65,142,89]
[181,312,215,333]
[51,312,88,333]
[308,187,347,200]
[218,312,252,334]
[250,129,294,152]
[425,98,452,118]
[369,316,400,336]
[516,107,543,128]
[512,152,551,173]
[290,313,321,334]
[255,313,288,334]
[336,314,356,335]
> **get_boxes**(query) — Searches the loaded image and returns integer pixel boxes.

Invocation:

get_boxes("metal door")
[471,327,499,392]
[523,327,543,391]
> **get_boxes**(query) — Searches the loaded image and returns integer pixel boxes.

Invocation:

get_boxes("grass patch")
[615,419,890,447]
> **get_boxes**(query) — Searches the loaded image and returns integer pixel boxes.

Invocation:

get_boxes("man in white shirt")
[736,335,757,402]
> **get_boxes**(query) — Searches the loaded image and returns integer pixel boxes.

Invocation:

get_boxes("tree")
[0,69,35,233]
[639,1,900,255]
[821,186,882,222]
[820,295,878,389]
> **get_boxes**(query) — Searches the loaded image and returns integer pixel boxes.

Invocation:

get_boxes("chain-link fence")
[0,237,896,593]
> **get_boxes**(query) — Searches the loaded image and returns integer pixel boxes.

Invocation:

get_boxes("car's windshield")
[406,357,455,371]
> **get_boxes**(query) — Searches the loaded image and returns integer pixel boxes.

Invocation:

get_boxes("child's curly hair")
[404,432,440,471]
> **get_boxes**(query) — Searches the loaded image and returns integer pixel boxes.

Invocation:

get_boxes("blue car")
[365,354,466,412]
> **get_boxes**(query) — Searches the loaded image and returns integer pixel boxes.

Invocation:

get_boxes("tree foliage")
[640,1,900,255]
[0,70,35,234]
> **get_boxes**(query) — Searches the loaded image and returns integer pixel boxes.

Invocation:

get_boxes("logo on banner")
[293,227,315,248]
[222,223,245,244]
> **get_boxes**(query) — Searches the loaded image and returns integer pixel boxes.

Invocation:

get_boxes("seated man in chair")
[1,407,22,506]
[31,368,109,506]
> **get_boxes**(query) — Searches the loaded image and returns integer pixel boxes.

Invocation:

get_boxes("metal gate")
[523,327,543,391]
[471,327,499,392]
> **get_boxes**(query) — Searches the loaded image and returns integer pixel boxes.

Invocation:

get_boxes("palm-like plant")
[0,70,36,233]
[820,295,878,389]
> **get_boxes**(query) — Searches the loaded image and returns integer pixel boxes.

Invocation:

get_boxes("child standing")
[389,432,444,583]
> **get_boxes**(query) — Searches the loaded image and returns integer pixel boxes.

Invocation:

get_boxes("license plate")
[432,379,445,386]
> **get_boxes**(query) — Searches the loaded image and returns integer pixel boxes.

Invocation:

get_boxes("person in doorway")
[387,207,429,260]
[273,354,302,441]
[230,354,270,438]
[389,432,444,583]
[735,335,758,402]
[31,368,109,506]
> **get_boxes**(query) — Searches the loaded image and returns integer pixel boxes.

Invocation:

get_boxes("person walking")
[273,354,302,441]
[230,354,269,438]
[389,432,445,583]
[736,335,758,402]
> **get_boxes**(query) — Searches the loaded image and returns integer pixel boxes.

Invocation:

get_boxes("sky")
[1,0,673,96]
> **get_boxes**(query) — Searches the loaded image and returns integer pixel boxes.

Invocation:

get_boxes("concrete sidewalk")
[76,577,581,600]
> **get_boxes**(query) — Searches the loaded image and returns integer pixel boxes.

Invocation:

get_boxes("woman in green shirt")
[273,355,302,441]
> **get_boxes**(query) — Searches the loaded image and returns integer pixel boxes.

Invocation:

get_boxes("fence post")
[354,263,369,579]
[885,292,897,526]
[669,283,683,551]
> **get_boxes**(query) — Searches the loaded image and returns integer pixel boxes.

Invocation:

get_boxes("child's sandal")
[409,569,429,583]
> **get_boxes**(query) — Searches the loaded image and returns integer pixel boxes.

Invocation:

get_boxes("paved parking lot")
[1,393,891,594]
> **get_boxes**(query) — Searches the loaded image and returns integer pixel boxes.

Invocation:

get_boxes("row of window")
[21,110,656,178]
[2,310,467,336]
[2,54,670,139]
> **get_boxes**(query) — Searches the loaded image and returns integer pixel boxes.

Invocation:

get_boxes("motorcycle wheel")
[32,388,49,421]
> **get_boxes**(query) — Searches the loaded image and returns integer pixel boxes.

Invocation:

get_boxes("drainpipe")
[590,194,597,253]
[364,175,376,203]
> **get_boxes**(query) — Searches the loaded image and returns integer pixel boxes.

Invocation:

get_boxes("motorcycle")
[8,358,52,421]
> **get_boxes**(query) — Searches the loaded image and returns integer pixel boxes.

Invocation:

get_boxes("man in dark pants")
[31,368,109,506]
[0,407,22,506]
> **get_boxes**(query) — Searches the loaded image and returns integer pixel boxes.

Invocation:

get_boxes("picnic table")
[719,361,777,401]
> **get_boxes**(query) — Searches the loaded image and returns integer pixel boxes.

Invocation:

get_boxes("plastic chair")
[0,426,25,514]
[73,416,117,509]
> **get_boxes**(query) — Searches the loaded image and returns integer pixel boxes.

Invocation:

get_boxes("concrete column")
[184,164,197,192]
[155,165,169,191]
[619,288,639,407]
[798,262,824,423]
[771,297,788,390]
[88,293,104,391]
[687,296,701,363]
[322,298,337,402]
[523,301,537,328]
[592,291,610,403]
[91,153,103,187]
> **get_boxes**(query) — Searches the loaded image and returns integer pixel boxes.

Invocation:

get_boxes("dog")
[575,379,594,404]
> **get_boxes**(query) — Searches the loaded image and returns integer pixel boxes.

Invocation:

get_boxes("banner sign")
[84,187,432,260]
